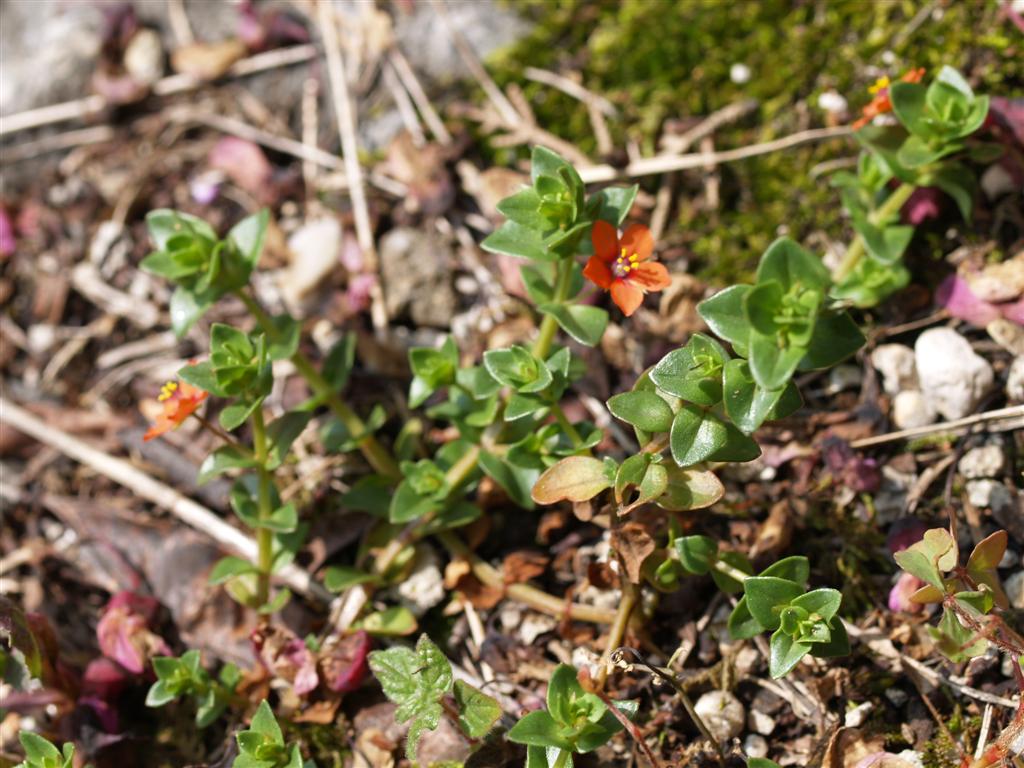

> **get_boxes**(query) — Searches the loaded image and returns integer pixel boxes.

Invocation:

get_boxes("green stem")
[832,182,916,282]
[551,402,584,449]
[595,579,638,689]
[532,258,575,360]
[552,750,572,768]
[250,407,273,608]
[235,290,401,481]
[713,558,751,586]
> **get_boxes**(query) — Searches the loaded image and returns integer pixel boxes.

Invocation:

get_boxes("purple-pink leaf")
[888,572,926,613]
[96,592,170,675]
[252,625,320,695]
[319,630,371,693]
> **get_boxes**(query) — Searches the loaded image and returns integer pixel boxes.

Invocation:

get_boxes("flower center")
[158,381,179,402]
[868,75,890,96]
[612,248,639,279]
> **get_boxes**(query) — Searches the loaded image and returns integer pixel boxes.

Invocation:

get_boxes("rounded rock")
[892,390,936,429]
[914,328,994,420]
[693,690,744,743]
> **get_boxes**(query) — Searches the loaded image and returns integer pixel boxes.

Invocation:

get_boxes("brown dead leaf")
[171,39,247,80]
[752,500,792,559]
[502,551,549,584]
[445,560,503,610]
[537,509,571,543]
[611,522,655,585]
[822,727,887,768]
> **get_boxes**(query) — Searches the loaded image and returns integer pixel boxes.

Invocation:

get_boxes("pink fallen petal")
[901,186,943,225]
[319,630,370,693]
[97,592,170,674]
[251,625,320,695]
[935,274,1002,327]
[209,137,272,198]
[1001,296,1024,325]
[888,572,926,613]
[340,234,365,272]
[0,207,15,257]
[345,273,377,314]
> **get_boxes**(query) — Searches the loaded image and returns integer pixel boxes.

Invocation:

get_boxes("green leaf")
[748,330,805,391]
[790,588,842,622]
[322,333,357,391]
[323,565,378,592]
[209,556,259,585]
[195,446,257,485]
[756,238,830,292]
[178,360,223,396]
[769,628,812,678]
[656,466,724,511]
[532,456,614,505]
[227,210,269,271]
[482,220,554,262]
[927,162,976,222]
[593,185,639,226]
[146,209,217,251]
[697,285,752,347]
[483,346,553,393]
[855,220,914,265]
[808,618,850,659]
[341,475,392,517]
[265,314,300,361]
[220,399,261,431]
[453,680,502,739]
[614,453,651,502]
[19,732,63,764]
[537,303,609,347]
[894,527,957,590]
[607,390,674,433]
[722,359,788,434]
[674,535,718,575]
[389,479,443,523]
[357,606,418,636]
[711,550,753,595]
[507,710,574,751]
[748,760,783,768]
[497,187,550,231]
[169,286,210,337]
[650,333,729,405]
[265,412,312,470]
[669,403,728,467]
[368,635,452,759]
[743,577,805,630]
[479,450,540,509]
[830,255,911,307]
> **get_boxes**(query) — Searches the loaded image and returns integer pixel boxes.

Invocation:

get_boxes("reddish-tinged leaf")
[319,630,371,694]
[532,456,613,505]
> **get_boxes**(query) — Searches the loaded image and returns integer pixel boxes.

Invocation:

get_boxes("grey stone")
[743,734,769,759]
[1006,571,1024,610]
[958,445,1006,480]
[915,328,994,420]
[966,479,1014,513]
[379,227,457,327]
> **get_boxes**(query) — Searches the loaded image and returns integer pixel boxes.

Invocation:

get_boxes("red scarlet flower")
[143,378,208,441]
[583,221,670,317]
[852,68,926,129]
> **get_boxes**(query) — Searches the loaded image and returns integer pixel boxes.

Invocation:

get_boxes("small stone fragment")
[844,701,873,727]
[1007,356,1024,401]
[988,318,1024,356]
[280,217,341,314]
[958,445,1005,479]
[871,344,917,395]
[747,709,775,736]
[743,734,769,759]
[693,690,744,743]
[1004,571,1024,609]
[892,390,936,429]
[966,479,1014,513]
[914,328,994,420]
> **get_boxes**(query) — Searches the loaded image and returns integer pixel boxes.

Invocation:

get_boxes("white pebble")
[1005,571,1024,610]
[892,390,936,429]
[966,479,1014,513]
[694,690,745,742]
[844,701,873,727]
[748,709,775,736]
[959,445,1006,479]
[817,90,848,116]
[1007,356,1024,402]
[743,734,769,759]
[915,328,994,420]
[730,63,751,84]
[871,344,918,395]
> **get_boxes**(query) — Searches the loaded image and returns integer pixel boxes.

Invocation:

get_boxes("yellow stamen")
[868,75,890,95]
[158,381,178,402]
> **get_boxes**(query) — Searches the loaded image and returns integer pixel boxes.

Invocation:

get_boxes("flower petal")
[591,220,619,261]
[628,261,671,291]
[583,255,614,290]
[620,224,654,261]
[144,419,173,442]
[611,280,644,317]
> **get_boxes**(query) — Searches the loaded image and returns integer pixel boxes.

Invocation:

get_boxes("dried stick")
[660,99,760,155]
[0,44,318,137]
[2,126,116,163]
[317,0,389,335]
[0,396,331,603]
[388,48,453,145]
[164,107,407,197]
[850,405,1024,448]
[382,60,426,146]
[429,0,521,127]
[523,67,618,117]
[578,125,852,183]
